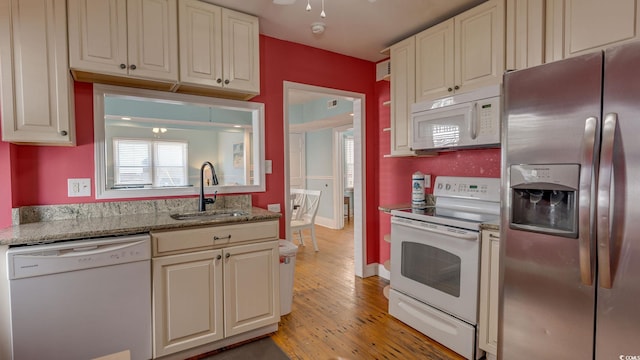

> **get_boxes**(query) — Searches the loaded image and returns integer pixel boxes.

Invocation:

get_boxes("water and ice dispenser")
[509,164,579,238]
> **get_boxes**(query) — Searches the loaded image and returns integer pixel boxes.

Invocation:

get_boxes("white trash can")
[278,239,298,315]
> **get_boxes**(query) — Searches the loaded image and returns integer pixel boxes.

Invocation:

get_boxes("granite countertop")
[0,207,281,247]
[480,220,500,231]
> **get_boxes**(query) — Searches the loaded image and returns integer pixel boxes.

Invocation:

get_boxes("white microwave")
[411,85,501,152]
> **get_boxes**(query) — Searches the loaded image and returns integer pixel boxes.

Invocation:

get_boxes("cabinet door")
[479,230,500,355]
[454,0,505,94]
[0,0,75,145]
[415,19,455,102]
[178,0,223,87]
[222,8,260,93]
[547,0,640,60]
[67,0,128,76]
[127,0,178,81]
[389,36,416,157]
[506,0,546,70]
[153,249,224,358]
[224,241,279,337]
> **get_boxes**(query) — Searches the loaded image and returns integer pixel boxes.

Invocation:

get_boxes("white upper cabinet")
[415,20,455,102]
[416,0,505,102]
[68,0,178,87]
[178,0,260,98]
[389,36,416,156]
[0,0,75,145]
[546,0,640,62]
[506,0,546,70]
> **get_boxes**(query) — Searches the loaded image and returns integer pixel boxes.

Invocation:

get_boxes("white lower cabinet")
[223,241,280,337]
[153,249,224,357]
[479,229,500,357]
[151,221,280,358]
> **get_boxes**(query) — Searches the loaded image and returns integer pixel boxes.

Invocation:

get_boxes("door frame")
[333,125,352,230]
[282,81,367,278]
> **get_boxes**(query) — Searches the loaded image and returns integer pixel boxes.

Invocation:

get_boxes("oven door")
[390,216,480,324]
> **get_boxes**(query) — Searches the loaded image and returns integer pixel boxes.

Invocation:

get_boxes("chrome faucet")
[199,161,219,211]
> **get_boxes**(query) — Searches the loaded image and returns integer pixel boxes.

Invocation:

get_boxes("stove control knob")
[437,183,443,189]
[445,184,451,190]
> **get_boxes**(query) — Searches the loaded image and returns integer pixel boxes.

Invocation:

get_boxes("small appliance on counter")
[411,171,427,208]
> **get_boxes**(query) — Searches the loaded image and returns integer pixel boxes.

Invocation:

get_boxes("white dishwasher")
[6,234,152,360]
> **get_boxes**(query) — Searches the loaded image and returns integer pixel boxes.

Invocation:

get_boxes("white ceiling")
[204,0,486,62]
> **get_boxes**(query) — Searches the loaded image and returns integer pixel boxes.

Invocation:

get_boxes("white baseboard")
[378,263,390,280]
[315,216,338,229]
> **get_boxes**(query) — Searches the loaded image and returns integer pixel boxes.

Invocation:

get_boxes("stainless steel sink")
[170,210,249,221]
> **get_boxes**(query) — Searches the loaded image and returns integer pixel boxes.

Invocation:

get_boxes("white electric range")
[389,176,500,360]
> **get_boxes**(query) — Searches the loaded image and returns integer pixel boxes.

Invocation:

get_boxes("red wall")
[375,79,501,263]
[0,35,381,262]
[0,139,11,229]
[0,35,501,266]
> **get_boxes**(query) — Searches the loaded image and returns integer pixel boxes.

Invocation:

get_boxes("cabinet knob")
[130,64,137,70]
[224,79,230,85]
[119,64,126,69]
[216,254,222,260]
[454,85,460,90]
[225,253,231,259]
[60,130,68,136]
[448,87,453,92]
[216,78,222,84]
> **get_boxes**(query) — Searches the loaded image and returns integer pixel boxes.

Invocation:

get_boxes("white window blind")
[114,139,188,187]
[344,136,354,188]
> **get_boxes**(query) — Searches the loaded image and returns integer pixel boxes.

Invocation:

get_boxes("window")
[113,139,188,188]
[344,135,354,188]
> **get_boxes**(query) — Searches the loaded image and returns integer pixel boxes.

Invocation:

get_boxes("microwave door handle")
[469,103,478,140]
[597,113,617,289]
[578,116,598,286]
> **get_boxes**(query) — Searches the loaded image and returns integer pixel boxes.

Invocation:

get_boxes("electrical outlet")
[267,203,281,213]
[68,178,91,197]
[424,174,432,188]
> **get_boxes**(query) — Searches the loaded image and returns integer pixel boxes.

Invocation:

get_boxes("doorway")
[282,81,367,278]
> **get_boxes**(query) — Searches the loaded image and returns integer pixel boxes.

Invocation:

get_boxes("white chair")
[290,189,322,251]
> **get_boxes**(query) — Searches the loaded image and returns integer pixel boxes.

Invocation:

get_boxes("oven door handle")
[393,219,478,240]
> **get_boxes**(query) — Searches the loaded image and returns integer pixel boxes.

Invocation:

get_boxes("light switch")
[265,160,273,174]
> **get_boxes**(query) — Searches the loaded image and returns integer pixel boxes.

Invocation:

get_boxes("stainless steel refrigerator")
[500,40,640,359]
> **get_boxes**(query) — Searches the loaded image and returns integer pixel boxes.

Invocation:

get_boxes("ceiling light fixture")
[311,22,326,34]
[305,0,326,18]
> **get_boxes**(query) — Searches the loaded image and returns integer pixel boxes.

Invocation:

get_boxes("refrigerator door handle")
[578,116,598,286]
[597,112,617,289]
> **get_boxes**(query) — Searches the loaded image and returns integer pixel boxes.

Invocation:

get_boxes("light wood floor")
[271,221,464,360]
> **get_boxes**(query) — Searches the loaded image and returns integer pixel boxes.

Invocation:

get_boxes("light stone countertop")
[0,205,281,247]
[480,221,500,231]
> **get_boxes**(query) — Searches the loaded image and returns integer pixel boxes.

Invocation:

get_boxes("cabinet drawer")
[151,220,279,256]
